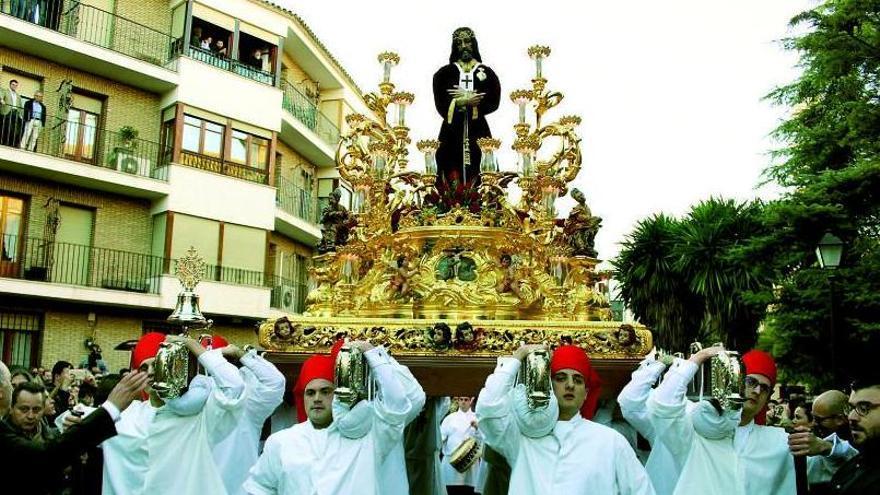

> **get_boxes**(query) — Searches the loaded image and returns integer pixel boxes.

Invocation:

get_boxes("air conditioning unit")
[275,284,300,313]
[116,153,151,176]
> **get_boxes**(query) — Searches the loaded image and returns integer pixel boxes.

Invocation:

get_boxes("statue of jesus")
[433,27,501,187]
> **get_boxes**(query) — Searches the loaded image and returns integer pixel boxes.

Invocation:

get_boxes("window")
[0,195,26,274]
[64,109,100,162]
[0,311,42,368]
[182,115,225,158]
[229,129,269,169]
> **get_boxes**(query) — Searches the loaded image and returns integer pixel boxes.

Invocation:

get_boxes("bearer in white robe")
[618,354,696,495]
[649,347,796,495]
[211,343,286,495]
[244,340,419,495]
[476,344,655,495]
[101,332,247,495]
[441,396,481,492]
[379,354,427,494]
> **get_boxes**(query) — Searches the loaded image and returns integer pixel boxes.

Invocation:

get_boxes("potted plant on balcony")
[111,126,142,174]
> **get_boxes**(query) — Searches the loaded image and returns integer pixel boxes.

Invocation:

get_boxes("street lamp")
[816,232,844,269]
[816,232,844,387]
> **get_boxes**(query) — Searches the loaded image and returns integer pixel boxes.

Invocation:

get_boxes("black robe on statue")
[433,63,501,186]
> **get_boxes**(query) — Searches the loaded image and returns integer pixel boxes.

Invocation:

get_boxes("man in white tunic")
[244,340,419,495]
[650,347,796,495]
[441,396,481,493]
[101,332,247,495]
[476,344,655,495]
[210,337,286,495]
[378,354,427,494]
[618,354,696,495]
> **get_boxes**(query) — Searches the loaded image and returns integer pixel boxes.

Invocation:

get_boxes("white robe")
[101,349,246,495]
[214,351,286,495]
[618,357,696,495]
[244,346,416,495]
[378,355,427,495]
[441,409,481,487]
[476,357,655,495]
[649,359,796,495]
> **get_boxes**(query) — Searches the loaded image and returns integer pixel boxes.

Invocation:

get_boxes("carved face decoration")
[274,318,293,339]
[456,323,475,344]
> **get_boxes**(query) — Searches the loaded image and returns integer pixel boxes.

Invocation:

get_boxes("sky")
[281,0,817,262]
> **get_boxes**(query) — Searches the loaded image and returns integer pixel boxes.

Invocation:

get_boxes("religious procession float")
[248,38,654,397]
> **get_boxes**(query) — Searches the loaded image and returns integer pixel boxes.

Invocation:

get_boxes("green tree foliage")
[750,0,880,390]
[614,198,771,352]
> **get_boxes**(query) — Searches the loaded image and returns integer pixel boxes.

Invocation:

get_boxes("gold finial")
[392,92,415,106]
[558,115,582,129]
[513,135,540,152]
[510,89,534,103]
[528,45,551,59]
[416,139,440,153]
[477,137,502,152]
[175,246,206,292]
[346,113,367,127]
[377,51,401,66]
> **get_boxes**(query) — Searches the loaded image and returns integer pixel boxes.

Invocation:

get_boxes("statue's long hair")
[449,27,482,64]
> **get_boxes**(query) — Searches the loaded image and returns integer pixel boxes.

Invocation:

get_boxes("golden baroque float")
[259,46,652,361]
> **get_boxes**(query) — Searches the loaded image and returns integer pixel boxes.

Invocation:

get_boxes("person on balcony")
[0,79,23,147]
[20,90,45,151]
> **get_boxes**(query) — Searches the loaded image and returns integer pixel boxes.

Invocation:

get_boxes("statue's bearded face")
[454,32,476,62]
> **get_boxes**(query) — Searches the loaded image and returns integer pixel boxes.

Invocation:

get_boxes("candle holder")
[392,92,415,128]
[528,45,551,80]
[477,137,501,174]
[417,139,440,176]
[377,51,400,93]
[368,141,391,179]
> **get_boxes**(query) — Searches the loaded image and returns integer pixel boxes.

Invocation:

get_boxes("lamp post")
[816,232,844,387]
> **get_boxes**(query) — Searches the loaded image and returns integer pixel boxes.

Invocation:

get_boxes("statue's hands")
[447,88,484,107]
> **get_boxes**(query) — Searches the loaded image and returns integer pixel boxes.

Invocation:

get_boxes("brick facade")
[0,46,163,143]
[0,173,153,253]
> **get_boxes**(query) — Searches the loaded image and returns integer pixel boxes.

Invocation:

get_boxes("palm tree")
[614,213,702,351]
[676,198,770,350]
[614,199,771,352]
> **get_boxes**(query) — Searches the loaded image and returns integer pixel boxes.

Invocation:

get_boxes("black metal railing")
[0,234,164,293]
[281,80,340,147]
[0,234,277,293]
[188,45,274,86]
[178,149,268,185]
[267,274,308,313]
[203,263,266,287]
[275,176,317,223]
[0,110,168,181]
[1,1,177,68]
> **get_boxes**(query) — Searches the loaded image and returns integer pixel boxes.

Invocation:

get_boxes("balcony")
[0,2,178,92]
[0,234,277,316]
[178,150,268,185]
[274,176,321,246]
[276,176,317,223]
[268,275,307,314]
[0,234,164,294]
[0,112,169,198]
[279,80,339,168]
[187,45,275,86]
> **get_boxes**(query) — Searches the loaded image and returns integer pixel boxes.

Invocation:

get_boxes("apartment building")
[0,0,367,371]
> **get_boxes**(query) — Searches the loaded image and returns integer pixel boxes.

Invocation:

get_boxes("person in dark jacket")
[20,90,46,151]
[0,360,148,494]
[830,378,880,494]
